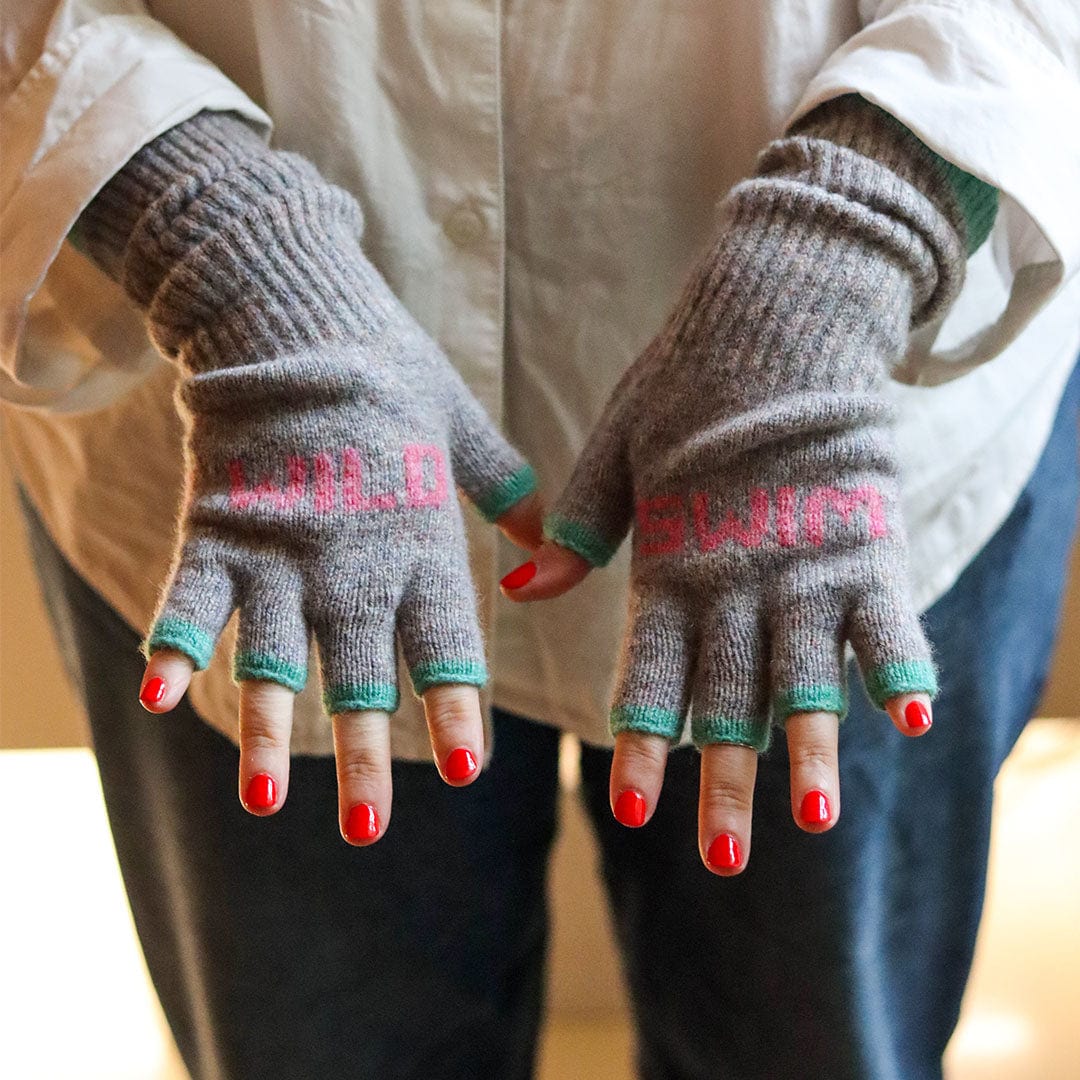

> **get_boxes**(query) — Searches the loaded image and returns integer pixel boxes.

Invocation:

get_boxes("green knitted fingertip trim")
[544,514,619,568]
[610,705,685,742]
[691,715,772,754]
[144,617,214,671]
[474,464,538,522]
[323,682,400,715]
[863,660,938,709]
[410,659,488,695]
[774,685,849,723]
[233,651,308,693]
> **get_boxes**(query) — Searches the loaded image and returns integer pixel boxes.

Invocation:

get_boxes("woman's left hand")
[502,542,933,874]
[499,94,964,874]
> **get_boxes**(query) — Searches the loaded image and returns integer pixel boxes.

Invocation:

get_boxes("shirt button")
[443,204,487,247]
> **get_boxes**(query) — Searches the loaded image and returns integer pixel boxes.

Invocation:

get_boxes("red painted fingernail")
[905,700,932,729]
[706,833,741,870]
[139,676,166,707]
[801,789,831,825]
[500,561,537,590]
[345,803,380,843]
[613,789,647,828]
[444,747,478,781]
[244,773,276,810]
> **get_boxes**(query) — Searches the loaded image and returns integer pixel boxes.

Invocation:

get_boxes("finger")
[500,540,592,601]
[228,564,308,819]
[785,710,841,833]
[139,649,195,713]
[885,691,933,737]
[496,490,546,552]
[313,584,401,720]
[238,679,295,815]
[421,684,486,785]
[332,709,393,844]
[443,367,541,524]
[769,583,849,730]
[606,589,692,824]
[144,533,237,671]
[690,595,771,753]
[847,589,938,713]
[396,553,487,786]
[610,731,670,828]
[610,588,694,744]
[232,563,309,695]
[537,356,641,568]
[690,595,769,873]
[699,742,758,876]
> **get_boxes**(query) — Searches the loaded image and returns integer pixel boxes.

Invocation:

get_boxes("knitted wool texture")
[544,95,982,751]
[78,112,536,714]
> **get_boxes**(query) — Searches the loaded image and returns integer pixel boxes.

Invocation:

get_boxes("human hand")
[79,112,542,840]
[502,96,968,872]
[139,485,542,842]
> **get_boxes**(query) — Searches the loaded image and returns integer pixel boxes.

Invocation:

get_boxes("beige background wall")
[2,459,87,748]
[2,451,1079,750]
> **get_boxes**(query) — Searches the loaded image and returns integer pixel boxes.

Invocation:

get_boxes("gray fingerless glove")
[545,95,997,751]
[78,112,536,713]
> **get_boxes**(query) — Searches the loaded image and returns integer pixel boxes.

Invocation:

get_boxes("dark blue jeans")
[21,357,1079,1080]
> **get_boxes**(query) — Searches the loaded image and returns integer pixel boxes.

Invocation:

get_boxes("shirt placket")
[422,0,506,428]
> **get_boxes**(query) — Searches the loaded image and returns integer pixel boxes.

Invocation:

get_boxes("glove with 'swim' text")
[542,94,998,751]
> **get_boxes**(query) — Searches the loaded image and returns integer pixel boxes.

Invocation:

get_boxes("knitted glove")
[77,112,536,714]
[544,95,996,751]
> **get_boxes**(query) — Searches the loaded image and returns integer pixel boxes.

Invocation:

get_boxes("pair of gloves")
[77,94,995,751]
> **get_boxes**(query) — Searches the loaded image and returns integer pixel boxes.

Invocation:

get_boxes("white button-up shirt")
[3,0,1079,758]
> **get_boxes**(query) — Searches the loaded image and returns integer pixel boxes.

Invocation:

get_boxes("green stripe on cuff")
[774,684,849,723]
[233,652,308,693]
[410,659,488,695]
[544,514,619,568]
[862,659,938,709]
[323,682,401,715]
[691,714,772,753]
[144,617,215,670]
[928,155,999,256]
[473,464,539,522]
[610,705,685,741]
[856,95,998,256]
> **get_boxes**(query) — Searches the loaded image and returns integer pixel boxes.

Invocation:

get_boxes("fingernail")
[706,833,741,870]
[905,700,932,729]
[444,747,478,782]
[801,789,831,826]
[500,561,537,590]
[613,789,647,828]
[139,676,167,707]
[244,773,276,810]
[345,803,380,843]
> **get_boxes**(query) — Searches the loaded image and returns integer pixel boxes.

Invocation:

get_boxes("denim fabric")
[18,356,1079,1080]
[21,495,561,1080]
[578,352,1080,1080]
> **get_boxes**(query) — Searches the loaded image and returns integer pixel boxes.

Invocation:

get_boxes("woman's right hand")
[76,110,543,840]
[139,489,543,843]
[500,96,962,873]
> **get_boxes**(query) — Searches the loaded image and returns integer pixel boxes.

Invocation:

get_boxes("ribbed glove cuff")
[78,112,380,374]
[755,95,969,328]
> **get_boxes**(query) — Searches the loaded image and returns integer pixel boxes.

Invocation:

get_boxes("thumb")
[500,540,592,602]
[495,490,546,552]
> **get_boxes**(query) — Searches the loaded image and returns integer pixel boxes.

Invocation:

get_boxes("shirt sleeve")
[1,1,271,413]
[786,0,1080,384]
